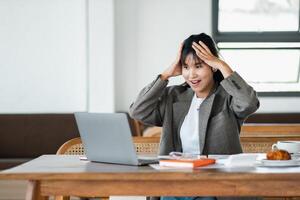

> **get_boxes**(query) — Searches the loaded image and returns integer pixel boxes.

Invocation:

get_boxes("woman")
[129,33,260,200]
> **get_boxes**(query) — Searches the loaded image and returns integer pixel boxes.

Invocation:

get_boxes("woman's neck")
[195,80,215,98]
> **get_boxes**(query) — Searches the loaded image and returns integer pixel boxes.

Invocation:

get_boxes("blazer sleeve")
[129,75,169,126]
[220,72,260,120]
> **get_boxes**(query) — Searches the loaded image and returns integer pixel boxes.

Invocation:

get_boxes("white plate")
[291,153,300,159]
[257,159,300,167]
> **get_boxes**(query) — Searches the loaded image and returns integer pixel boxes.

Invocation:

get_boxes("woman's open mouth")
[190,80,201,86]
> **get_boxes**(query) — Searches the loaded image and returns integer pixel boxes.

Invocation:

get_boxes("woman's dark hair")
[180,33,224,83]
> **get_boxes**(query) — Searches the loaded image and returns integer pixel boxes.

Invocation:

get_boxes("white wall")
[0,0,114,113]
[114,0,138,112]
[115,0,212,112]
[88,0,115,112]
[0,0,87,113]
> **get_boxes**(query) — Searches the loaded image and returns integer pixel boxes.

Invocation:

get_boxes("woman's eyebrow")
[195,61,204,65]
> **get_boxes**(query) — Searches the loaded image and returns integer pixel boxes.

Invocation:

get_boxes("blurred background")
[0,1,300,199]
[0,0,299,114]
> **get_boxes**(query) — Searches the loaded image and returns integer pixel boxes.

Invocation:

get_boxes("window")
[212,0,300,96]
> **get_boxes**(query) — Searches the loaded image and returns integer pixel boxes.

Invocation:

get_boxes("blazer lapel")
[172,88,194,150]
[198,92,216,154]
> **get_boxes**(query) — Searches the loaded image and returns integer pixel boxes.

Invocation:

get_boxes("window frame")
[212,0,300,97]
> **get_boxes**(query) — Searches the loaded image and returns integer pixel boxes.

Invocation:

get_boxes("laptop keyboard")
[138,158,158,164]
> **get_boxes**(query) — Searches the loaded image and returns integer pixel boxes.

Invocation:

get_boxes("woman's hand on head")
[192,41,222,70]
[192,41,233,78]
[161,43,183,81]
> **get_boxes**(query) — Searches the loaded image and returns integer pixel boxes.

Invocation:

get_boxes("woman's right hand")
[160,43,183,81]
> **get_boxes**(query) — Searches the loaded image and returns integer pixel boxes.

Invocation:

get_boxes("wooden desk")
[1,155,300,200]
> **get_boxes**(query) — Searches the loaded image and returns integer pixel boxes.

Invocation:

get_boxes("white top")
[180,94,204,154]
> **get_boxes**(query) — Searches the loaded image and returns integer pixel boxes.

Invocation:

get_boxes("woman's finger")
[177,43,184,57]
[192,45,208,60]
[197,52,207,61]
[193,42,209,56]
[192,43,207,56]
[178,42,184,53]
[174,43,184,63]
[199,41,213,55]
[192,44,202,56]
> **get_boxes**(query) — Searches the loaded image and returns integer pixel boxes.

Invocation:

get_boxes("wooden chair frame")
[57,137,160,155]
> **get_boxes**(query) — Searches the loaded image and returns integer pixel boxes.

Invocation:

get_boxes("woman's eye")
[196,64,202,68]
[183,65,188,69]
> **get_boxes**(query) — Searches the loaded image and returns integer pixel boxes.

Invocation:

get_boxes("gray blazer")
[129,72,261,200]
[129,72,259,155]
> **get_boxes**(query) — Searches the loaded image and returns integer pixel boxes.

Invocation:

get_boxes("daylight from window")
[219,45,300,92]
[217,0,300,92]
[219,0,299,32]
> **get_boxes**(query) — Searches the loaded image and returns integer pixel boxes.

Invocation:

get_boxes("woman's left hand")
[192,41,222,70]
[192,41,233,78]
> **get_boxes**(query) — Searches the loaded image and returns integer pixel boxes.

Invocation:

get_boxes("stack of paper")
[220,153,258,167]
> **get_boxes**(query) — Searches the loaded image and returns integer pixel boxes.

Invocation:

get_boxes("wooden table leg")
[54,196,70,200]
[26,180,49,200]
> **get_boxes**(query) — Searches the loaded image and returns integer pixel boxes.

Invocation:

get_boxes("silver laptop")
[74,112,158,166]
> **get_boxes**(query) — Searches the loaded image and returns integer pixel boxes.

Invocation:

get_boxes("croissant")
[266,149,291,160]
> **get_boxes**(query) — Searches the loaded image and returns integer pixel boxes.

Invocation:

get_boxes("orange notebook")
[159,158,216,168]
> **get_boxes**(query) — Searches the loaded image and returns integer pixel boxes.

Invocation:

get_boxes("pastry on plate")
[266,149,291,160]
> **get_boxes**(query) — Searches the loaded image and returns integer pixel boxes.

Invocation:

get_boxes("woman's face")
[182,53,215,98]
